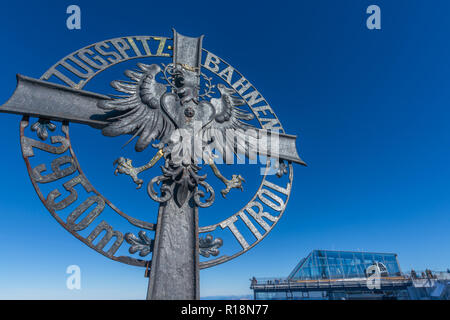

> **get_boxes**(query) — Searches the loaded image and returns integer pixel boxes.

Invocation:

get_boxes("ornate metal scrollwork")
[147,173,173,203]
[194,180,215,208]
[31,119,56,140]
[125,230,154,257]
[147,160,215,208]
[276,160,288,178]
[199,234,223,258]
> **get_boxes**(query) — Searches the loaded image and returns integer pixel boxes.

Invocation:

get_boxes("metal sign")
[0,30,306,299]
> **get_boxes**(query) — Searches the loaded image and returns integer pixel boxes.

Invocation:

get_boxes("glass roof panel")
[288,250,402,281]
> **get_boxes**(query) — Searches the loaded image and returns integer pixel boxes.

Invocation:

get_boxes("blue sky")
[0,0,449,299]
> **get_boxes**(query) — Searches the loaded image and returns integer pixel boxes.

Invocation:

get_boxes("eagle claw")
[220,174,245,198]
[113,157,144,189]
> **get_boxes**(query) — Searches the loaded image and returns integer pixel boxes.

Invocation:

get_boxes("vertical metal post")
[146,30,203,300]
[147,196,199,299]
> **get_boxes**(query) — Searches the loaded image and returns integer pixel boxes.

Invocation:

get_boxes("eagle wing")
[202,84,259,161]
[98,63,174,152]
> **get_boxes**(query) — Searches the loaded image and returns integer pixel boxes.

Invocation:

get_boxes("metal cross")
[0,30,305,299]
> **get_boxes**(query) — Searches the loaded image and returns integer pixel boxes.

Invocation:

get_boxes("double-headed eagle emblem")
[100,62,254,198]
[100,60,304,205]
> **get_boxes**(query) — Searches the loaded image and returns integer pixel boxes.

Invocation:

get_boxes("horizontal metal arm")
[0,75,306,165]
[0,74,113,128]
[256,129,306,166]
[232,128,306,166]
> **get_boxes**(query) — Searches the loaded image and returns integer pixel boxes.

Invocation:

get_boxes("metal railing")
[250,276,411,290]
[251,270,450,283]
[404,270,450,280]
[250,270,450,291]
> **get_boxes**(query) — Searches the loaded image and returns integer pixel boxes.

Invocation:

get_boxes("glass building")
[250,250,449,300]
[287,250,401,281]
